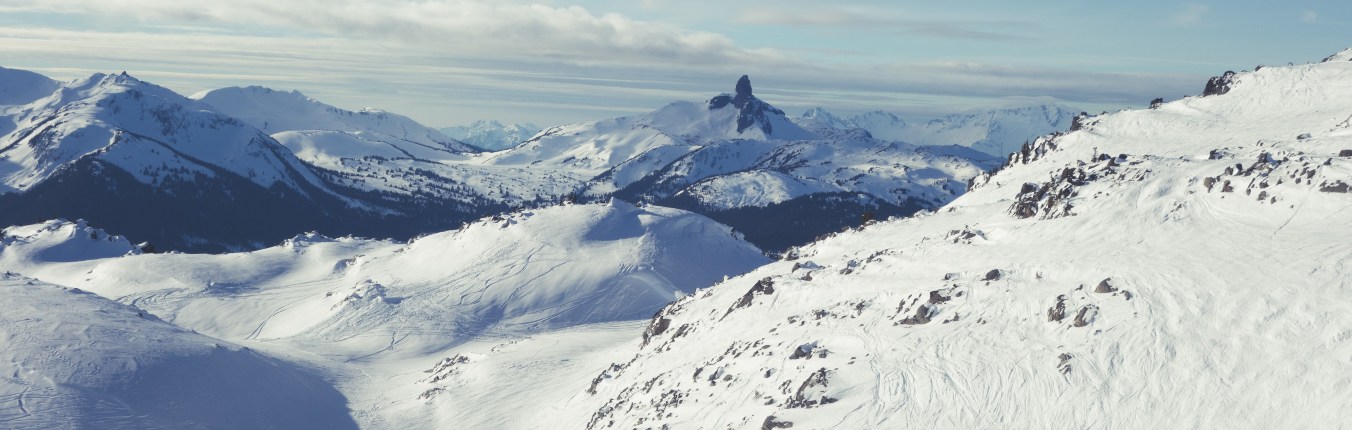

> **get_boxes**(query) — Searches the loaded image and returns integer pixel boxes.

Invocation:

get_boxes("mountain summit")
[707,75,798,136]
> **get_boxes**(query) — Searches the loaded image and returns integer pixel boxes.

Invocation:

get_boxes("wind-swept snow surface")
[1,202,767,429]
[0,275,357,429]
[565,55,1352,429]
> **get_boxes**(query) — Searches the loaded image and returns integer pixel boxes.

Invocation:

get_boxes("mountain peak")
[735,75,753,97]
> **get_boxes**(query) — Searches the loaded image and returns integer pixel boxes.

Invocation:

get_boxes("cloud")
[0,1,1203,126]
[737,7,1035,41]
[1171,4,1210,26]
[0,0,791,66]
[1301,10,1318,23]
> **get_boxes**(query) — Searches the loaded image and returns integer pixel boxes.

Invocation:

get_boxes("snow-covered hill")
[440,120,540,151]
[563,54,1352,428]
[0,202,767,428]
[796,104,1078,157]
[0,274,358,429]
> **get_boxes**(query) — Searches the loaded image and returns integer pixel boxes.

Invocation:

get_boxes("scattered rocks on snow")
[725,278,776,318]
[1073,305,1100,327]
[786,368,837,408]
[1048,295,1069,322]
[1057,353,1074,374]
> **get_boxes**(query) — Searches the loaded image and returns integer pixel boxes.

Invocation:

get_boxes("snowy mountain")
[0,202,767,428]
[193,86,478,154]
[796,104,1078,157]
[485,75,814,173]
[440,120,540,151]
[0,70,544,252]
[3,48,1351,430]
[562,53,1352,428]
[486,76,997,252]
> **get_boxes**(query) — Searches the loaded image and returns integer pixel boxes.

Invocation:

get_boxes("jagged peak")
[735,75,753,97]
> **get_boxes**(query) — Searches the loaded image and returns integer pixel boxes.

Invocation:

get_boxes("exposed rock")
[725,278,776,317]
[1094,278,1118,293]
[1048,295,1068,322]
[1203,71,1237,96]
[1339,149,1352,157]
[1073,305,1099,327]
[1319,181,1350,193]
[983,269,1003,281]
[736,75,753,97]
[786,368,837,408]
[762,416,795,430]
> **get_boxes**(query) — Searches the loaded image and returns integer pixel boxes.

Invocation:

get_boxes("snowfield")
[1,202,766,428]
[0,275,357,429]
[2,49,1350,430]
[564,56,1352,429]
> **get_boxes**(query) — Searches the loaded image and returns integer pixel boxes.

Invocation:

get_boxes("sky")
[0,0,1349,128]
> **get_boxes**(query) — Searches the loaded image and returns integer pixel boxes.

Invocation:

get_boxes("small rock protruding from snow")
[1094,278,1119,293]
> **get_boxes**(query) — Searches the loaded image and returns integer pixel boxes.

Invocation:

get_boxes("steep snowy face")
[0,275,357,429]
[564,56,1352,429]
[193,86,477,155]
[3,202,769,359]
[440,120,541,151]
[0,73,325,194]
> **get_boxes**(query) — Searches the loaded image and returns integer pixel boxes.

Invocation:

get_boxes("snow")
[796,104,1077,157]
[0,274,358,429]
[5,48,1351,430]
[193,86,477,154]
[0,72,330,195]
[0,202,767,429]
[564,57,1352,429]
[439,120,540,151]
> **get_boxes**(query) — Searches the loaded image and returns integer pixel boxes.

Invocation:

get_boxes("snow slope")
[0,274,358,429]
[562,55,1352,429]
[0,202,768,428]
[440,120,540,151]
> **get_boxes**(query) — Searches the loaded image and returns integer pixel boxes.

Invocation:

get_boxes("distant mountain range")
[0,70,1029,253]
[794,104,1079,157]
[439,120,541,151]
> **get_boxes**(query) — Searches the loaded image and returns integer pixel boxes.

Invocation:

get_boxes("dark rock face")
[706,75,788,135]
[1150,98,1165,109]
[736,75,753,97]
[1203,71,1237,96]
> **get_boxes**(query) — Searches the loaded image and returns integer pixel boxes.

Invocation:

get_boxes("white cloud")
[737,7,1034,41]
[0,1,1204,126]
[1301,10,1319,23]
[0,0,791,66]
[1171,4,1210,26]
